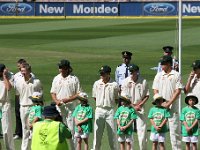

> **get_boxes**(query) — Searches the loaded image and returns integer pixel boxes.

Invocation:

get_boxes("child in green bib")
[114,94,137,150]
[148,94,170,150]
[180,94,200,150]
[72,92,93,150]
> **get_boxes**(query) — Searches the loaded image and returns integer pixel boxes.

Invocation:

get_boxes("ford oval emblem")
[0,3,32,15]
[144,3,175,15]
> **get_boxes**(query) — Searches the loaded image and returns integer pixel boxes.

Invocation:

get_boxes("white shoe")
[13,135,20,140]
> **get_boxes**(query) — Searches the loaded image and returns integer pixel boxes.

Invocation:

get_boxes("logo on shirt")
[77,110,86,120]
[153,112,163,126]
[185,112,195,124]
[119,111,129,126]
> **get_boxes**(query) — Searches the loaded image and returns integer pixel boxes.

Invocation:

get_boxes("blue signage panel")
[120,3,142,16]
[35,2,64,16]
[183,2,200,16]
[0,2,34,16]
[66,2,118,16]
[143,2,177,16]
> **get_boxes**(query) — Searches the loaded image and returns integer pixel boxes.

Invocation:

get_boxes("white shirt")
[50,74,81,102]
[115,63,131,86]
[187,74,200,109]
[0,72,14,103]
[15,77,42,106]
[152,70,182,101]
[92,78,119,108]
[121,76,149,113]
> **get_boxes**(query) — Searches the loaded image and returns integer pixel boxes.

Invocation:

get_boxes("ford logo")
[144,3,175,15]
[0,3,32,15]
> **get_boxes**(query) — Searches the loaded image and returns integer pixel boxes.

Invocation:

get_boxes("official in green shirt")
[31,104,72,150]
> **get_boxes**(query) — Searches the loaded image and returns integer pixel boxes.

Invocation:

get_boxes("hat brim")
[119,96,131,103]
[29,96,43,103]
[77,96,88,101]
[185,95,198,105]
[152,98,166,105]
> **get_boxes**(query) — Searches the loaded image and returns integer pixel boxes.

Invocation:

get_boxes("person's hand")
[3,68,9,79]
[189,71,195,79]
[161,101,170,109]
[56,100,63,106]
[120,126,126,131]
[134,105,141,111]
[78,126,82,133]
[155,126,161,132]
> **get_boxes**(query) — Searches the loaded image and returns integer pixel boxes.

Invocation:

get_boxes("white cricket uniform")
[121,76,149,150]
[157,58,178,73]
[92,78,119,150]
[15,76,42,150]
[152,70,182,150]
[0,73,15,150]
[186,74,200,109]
[50,73,81,150]
[115,63,131,86]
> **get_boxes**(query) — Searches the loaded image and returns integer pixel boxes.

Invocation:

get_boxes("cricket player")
[0,64,15,150]
[121,64,149,150]
[92,65,119,150]
[50,59,81,150]
[153,55,182,150]
[15,63,42,150]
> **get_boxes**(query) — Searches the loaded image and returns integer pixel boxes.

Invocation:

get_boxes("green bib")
[31,120,68,150]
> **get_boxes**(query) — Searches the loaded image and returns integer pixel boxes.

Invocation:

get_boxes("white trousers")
[1,102,15,150]
[57,103,76,150]
[93,107,118,150]
[20,106,30,150]
[168,112,181,150]
[135,112,147,150]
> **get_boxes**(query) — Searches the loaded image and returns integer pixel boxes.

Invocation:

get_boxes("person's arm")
[59,123,72,140]
[184,71,195,94]
[162,89,181,108]
[75,118,89,126]
[123,119,134,130]
[190,119,198,130]
[51,93,62,106]
[62,94,78,104]
[158,118,168,128]
[183,121,191,133]
[150,119,160,131]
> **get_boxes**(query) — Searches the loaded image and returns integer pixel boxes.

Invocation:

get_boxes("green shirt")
[72,104,93,134]
[31,119,71,150]
[28,105,43,124]
[148,106,170,133]
[180,106,200,136]
[114,105,137,135]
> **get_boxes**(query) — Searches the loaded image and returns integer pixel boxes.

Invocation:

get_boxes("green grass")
[0,18,200,150]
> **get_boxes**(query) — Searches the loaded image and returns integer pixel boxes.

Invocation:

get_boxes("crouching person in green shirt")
[31,104,72,150]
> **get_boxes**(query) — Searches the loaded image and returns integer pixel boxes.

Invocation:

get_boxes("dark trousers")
[15,96,22,137]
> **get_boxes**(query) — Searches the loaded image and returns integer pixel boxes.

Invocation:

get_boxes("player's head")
[122,51,132,64]
[160,55,173,72]
[20,63,31,77]
[58,59,72,76]
[163,46,173,56]
[129,64,139,81]
[17,59,27,71]
[99,65,111,82]
[192,60,200,74]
